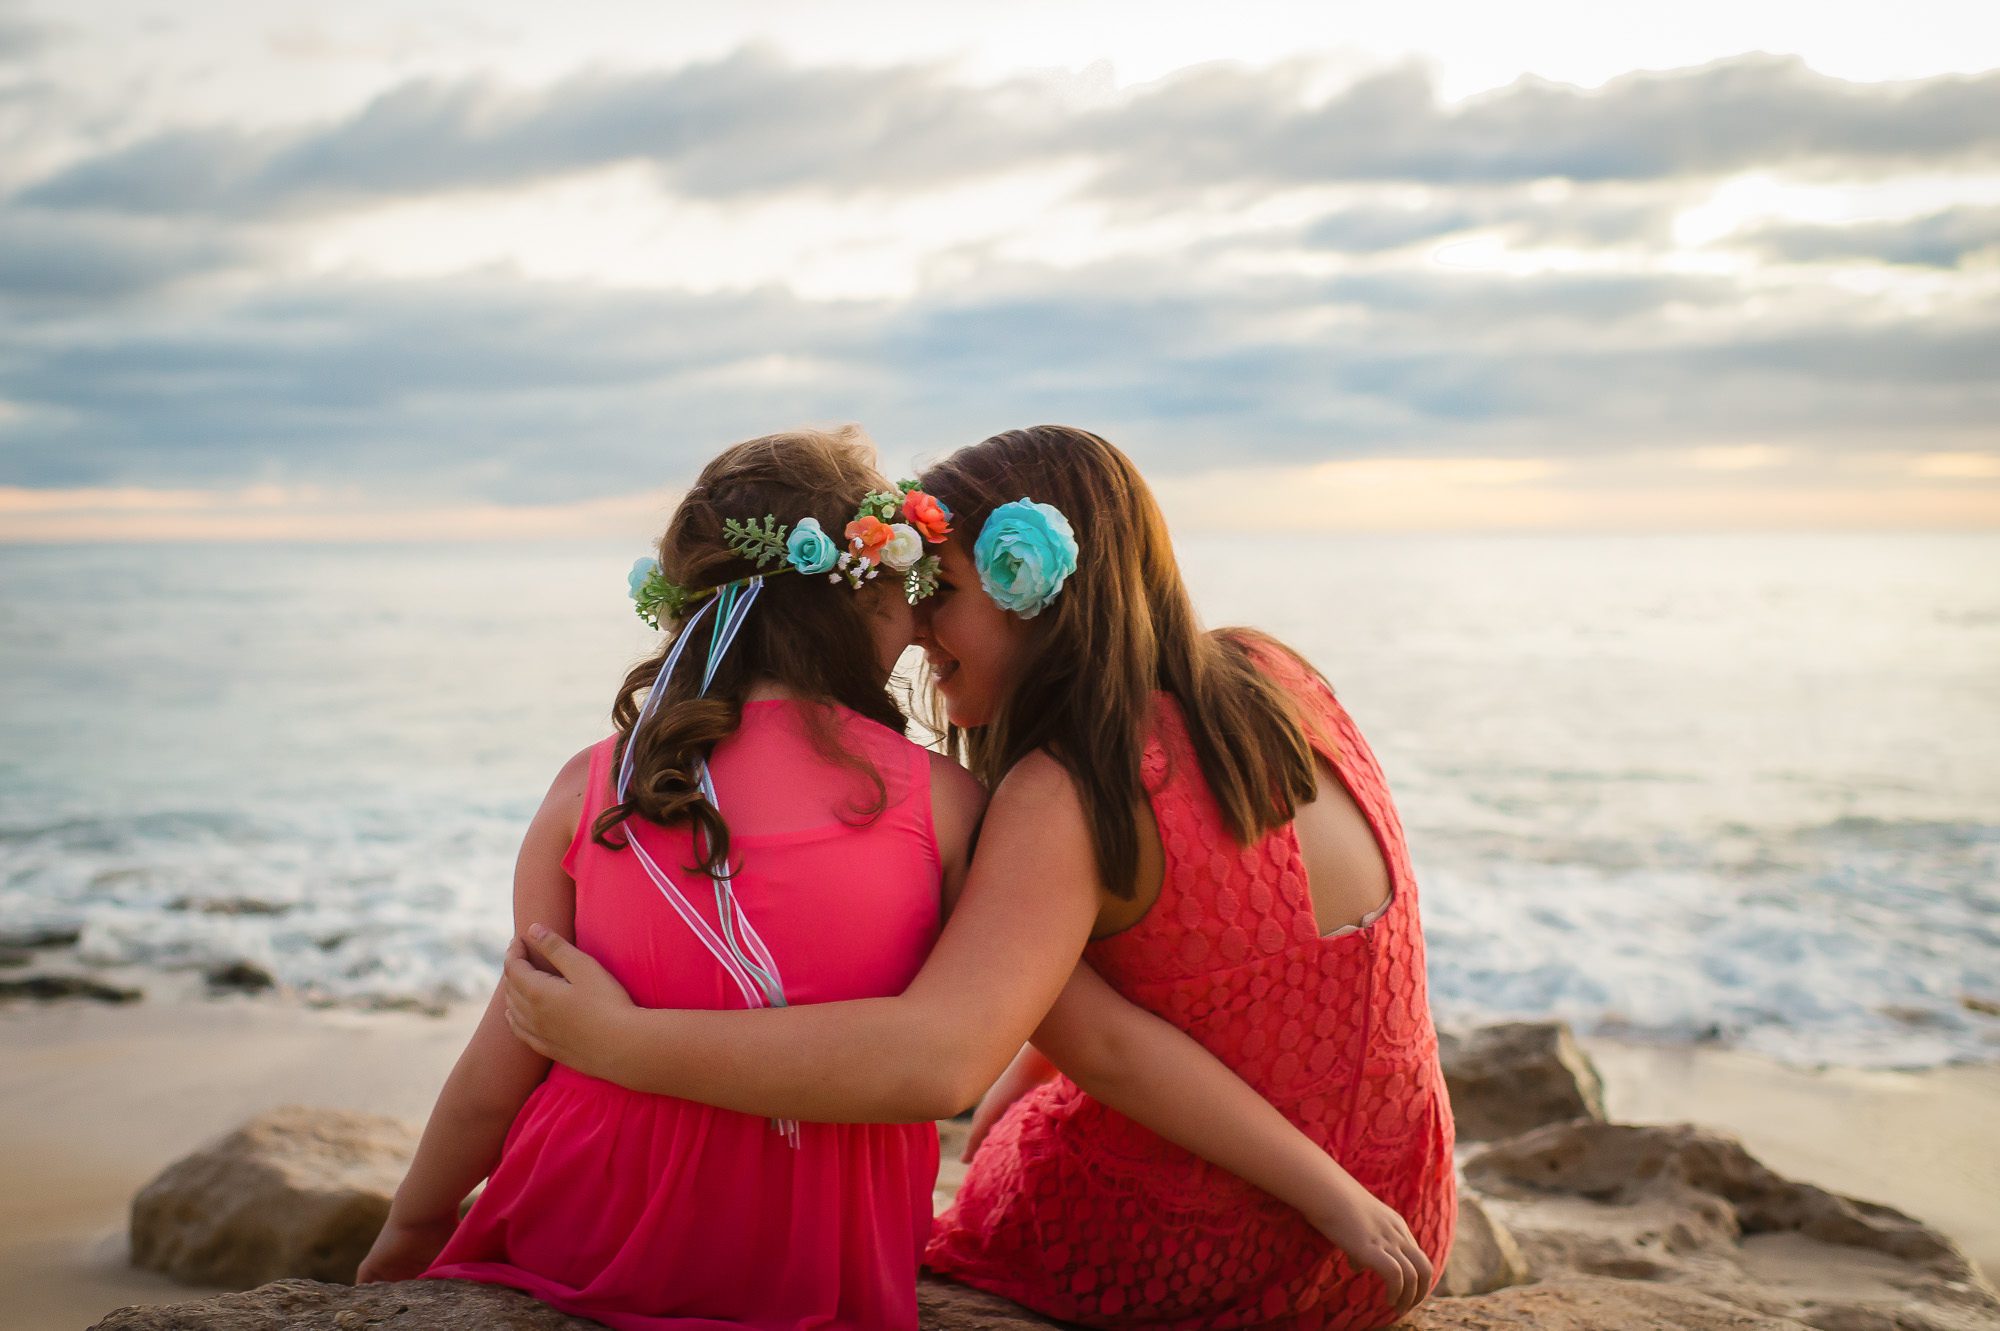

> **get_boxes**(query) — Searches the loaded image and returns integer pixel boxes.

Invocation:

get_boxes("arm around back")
[509,750,1103,1122]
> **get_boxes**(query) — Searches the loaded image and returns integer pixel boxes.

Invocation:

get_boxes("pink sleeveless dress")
[926,641,1457,1329]
[424,699,944,1331]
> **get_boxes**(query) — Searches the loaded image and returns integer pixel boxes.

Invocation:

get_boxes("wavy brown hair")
[595,426,907,876]
[918,425,1329,899]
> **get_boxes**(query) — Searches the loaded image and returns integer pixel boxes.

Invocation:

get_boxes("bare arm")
[928,748,986,921]
[355,746,587,1281]
[1034,963,1435,1314]
[505,748,1434,1310]
[506,751,1099,1121]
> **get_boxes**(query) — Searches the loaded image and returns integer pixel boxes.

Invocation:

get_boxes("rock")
[130,1107,420,1288]
[1435,1191,1530,1297]
[205,961,277,993]
[1462,1120,2000,1330]
[92,1269,1946,1331]
[104,1103,2000,1331]
[1403,1273,1817,1328]
[88,1275,1065,1330]
[356,994,450,1018]
[89,1277,600,1330]
[0,973,142,1003]
[171,897,293,916]
[919,1275,1068,1328]
[0,924,82,948]
[1436,1020,1606,1141]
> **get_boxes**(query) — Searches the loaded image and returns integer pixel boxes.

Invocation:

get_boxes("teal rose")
[628,556,660,598]
[785,517,839,575]
[974,498,1078,618]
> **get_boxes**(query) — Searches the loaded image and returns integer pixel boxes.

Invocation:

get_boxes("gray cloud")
[1078,53,2000,192]
[1735,205,2000,267]
[0,209,251,299]
[3,44,1996,508]
[0,15,47,62]
[18,46,1053,216]
[0,274,886,497]
[1313,268,1739,327]
[4,257,1993,498]
[1301,190,1681,254]
[16,50,2000,218]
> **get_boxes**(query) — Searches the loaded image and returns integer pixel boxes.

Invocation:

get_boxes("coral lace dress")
[926,642,1457,1329]
[425,700,944,1331]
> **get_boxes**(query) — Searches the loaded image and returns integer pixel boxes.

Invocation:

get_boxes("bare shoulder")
[926,751,988,910]
[549,742,597,801]
[534,741,601,841]
[1218,626,1332,685]
[990,749,1087,819]
[925,749,988,819]
[1220,632,1345,723]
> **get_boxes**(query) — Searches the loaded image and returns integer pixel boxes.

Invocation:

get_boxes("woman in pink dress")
[354,427,986,1329]
[508,425,1455,1327]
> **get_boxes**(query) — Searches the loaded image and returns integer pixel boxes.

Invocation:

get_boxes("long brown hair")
[596,426,906,876]
[918,425,1323,898]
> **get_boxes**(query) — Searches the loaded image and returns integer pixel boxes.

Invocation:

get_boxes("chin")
[941,692,992,730]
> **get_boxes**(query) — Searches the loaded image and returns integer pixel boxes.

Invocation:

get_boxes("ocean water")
[2,534,1996,1068]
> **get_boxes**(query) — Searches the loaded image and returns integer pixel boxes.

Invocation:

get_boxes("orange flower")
[901,490,953,543]
[844,515,892,560]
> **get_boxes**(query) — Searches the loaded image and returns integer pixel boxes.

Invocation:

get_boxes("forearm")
[509,756,1109,1127]
[390,987,551,1224]
[601,995,976,1123]
[1032,964,1368,1230]
[1058,1022,1362,1228]
[387,1091,518,1224]
[1002,1041,1058,1090]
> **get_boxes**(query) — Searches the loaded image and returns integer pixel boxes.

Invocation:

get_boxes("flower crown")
[628,480,954,628]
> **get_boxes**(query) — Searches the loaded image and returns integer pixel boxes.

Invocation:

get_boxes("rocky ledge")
[93,1023,2000,1330]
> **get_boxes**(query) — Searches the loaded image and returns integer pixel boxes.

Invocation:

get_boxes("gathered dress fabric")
[925,642,1457,1329]
[424,699,944,1331]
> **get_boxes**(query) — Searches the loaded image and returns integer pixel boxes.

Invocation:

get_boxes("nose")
[912,604,938,651]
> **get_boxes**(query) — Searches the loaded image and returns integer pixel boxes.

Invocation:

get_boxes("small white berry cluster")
[829,544,883,588]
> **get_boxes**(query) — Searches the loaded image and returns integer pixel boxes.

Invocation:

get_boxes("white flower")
[880,522,925,572]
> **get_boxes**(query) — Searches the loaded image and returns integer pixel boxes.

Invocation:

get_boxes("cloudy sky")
[2,0,1997,539]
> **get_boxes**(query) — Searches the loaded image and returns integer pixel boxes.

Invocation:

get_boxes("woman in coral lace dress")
[508,425,1456,1328]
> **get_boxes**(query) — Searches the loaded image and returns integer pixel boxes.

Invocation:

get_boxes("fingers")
[504,1000,550,1058]
[1393,1249,1421,1318]
[963,1101,1000,1160]
[524,923,573,973]
[1368,1249,1408,1315]
[503,938,543,987]
[1410,1239,1435,1305]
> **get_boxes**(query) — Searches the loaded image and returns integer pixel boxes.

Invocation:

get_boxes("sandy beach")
[3,996,1995,1331]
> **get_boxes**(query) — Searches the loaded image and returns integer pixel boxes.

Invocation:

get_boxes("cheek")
[958,608,1025,683]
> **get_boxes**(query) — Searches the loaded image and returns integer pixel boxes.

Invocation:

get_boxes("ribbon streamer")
[613,576,799,1146]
